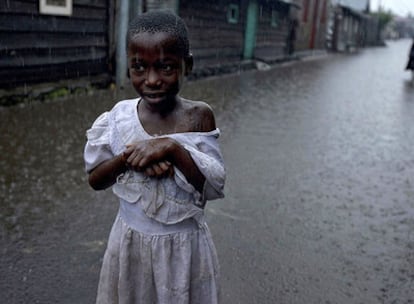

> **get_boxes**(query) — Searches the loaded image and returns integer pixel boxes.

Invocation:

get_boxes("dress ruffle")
[114,170,204,225]
[96,215,220,304]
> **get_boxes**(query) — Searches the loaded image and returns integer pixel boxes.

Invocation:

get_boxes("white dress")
[84,98,226,304]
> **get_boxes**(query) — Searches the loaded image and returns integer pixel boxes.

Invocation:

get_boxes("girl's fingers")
[124,145,134,154]
[158,161,170,171]
[125,150,173,177]
[151,163,164,176]
[145,166,155,176]
[142,162,173,178]
[131,156,142,168]
[126,150,137,163]
[168,166,175,177]
[158,161,174,177]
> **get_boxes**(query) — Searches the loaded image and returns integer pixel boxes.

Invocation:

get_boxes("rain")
[1,0,414,303]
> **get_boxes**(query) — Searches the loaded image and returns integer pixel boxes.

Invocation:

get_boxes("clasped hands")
[122,138,175,178]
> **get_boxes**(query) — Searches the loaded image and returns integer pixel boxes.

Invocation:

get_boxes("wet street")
[1,38,414,304]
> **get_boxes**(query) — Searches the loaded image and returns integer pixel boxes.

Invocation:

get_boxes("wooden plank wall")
[145,0,177,12]
[255,2,289,60]
[0,0,109,89]
[295,0,327,51]
[179,0,246,67]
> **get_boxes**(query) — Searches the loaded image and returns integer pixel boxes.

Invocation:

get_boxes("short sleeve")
[183,138,225,201]
[172,130,225,203]
[84,112,114,173]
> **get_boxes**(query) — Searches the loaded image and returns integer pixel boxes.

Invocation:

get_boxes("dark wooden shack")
[179,0,247,69]
[0,0,111,89]
[1,0,303,92]
[255,0,291,61]
[179,0,297,67]
[179,0,294,68]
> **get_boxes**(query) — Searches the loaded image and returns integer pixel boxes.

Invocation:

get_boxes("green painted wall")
[243,0,258,59]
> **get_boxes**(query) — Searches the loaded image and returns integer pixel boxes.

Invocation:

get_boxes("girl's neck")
[139,96,179,117]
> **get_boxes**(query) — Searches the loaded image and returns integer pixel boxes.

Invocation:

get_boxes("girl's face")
[127,32,192,109]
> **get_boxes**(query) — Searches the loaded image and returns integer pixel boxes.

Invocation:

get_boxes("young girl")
[84,11,225,304]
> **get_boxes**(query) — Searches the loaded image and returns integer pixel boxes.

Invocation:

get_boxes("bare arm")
[87,152,173,190]
[88,154,128,190]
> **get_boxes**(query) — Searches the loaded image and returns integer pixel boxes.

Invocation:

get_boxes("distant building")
[387,16,414,39]
[147,0,301,65]
[332,0,368,12]
[331,4,367,51]
[294,0,330,52]
[326,0,381,52]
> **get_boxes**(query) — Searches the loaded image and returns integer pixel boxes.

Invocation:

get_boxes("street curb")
[0,51,326,107]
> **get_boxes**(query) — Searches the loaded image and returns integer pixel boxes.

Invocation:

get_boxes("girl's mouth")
[143,92,166,100]
[147,93,164,98]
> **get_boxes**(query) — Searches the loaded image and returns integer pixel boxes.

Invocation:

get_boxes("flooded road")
[1,39,414,303]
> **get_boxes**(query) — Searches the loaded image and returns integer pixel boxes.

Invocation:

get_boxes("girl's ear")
[184,54,193,76]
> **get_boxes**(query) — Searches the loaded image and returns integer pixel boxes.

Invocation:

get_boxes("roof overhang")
[339,5,369,19]
[277,0,301,9]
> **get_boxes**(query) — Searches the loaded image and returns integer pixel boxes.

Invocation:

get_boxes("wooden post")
[115,0,130,89]
[243,0,258,60]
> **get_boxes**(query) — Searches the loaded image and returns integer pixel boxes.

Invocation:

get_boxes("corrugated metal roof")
[332,0,369,12]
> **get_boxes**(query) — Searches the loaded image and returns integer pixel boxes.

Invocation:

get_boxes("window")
[227,4,239,24]
[39,0,72,16]
[271,9,278,27]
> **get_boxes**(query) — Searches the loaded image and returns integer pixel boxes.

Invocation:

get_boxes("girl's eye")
[162,65,172,72]
[131,63,145,72]
[160,63,177,73]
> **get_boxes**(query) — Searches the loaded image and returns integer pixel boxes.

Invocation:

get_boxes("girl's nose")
[145,68,161,87]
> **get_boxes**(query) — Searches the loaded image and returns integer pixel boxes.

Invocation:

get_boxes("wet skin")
[88,32,215,193]
[127,31,193,114]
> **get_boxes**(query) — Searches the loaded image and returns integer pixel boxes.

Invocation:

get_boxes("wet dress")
[84,98,226,304]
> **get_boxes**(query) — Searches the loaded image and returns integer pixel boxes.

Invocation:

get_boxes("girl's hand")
[123,138,176,177]
[143,161,174,178]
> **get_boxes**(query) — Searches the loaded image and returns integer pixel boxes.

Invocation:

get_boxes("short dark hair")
[127,10,190,56]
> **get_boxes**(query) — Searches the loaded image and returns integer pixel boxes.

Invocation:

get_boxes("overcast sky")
[370,0,414,16]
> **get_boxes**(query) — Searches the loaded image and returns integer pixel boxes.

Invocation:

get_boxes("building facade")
[326,0,379,52]
[1,0,327,92]
[294,0,329,52]
[0,0,111,89]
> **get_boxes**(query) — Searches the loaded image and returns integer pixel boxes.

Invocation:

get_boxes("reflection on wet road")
[1,39,414,303]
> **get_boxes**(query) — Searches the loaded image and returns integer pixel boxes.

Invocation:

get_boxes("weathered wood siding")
[296,0,328,51]
[0,0,109,89]
[179,0,246,67]
[144,0,178,12]
[255,2,289,60]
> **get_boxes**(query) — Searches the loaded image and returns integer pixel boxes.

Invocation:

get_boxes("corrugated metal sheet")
[331,0,369,12]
